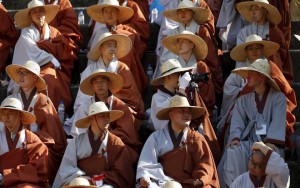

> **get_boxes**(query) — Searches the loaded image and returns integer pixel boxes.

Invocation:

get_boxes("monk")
[5,60,67,185]
[87,0,147,93]
[0,2,18,73]
[11,0,77,111]
[0,97,48,187]
[137,95,219,188]
[217,59,287,187]
[53,101,135,187]
[230,141,290,188]
[70,69,141,155]
[67,32,144,130]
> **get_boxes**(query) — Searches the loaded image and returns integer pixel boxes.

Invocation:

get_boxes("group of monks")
[0,0,297,187]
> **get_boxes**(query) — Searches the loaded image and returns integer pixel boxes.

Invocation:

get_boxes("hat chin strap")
[94,116,107,137]
[8,111,20,137]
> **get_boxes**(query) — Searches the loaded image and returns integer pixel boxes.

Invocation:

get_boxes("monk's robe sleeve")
[229,97,247,142]
[216,0,237,28]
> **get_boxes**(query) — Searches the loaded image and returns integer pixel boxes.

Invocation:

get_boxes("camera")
[189,72,210,84]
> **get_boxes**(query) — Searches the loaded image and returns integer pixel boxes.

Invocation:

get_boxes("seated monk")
[0,97,48,187]
[11,0,77,110]
[53,101,135,187]
[0,2,18,73]
[5,60,67,184]
[137,95,219,188]
[66,32,144,131]
[87,0,147,93]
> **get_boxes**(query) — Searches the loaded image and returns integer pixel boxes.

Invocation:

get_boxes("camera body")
[190,72,210,84]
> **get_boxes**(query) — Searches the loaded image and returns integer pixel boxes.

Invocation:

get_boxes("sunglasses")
[248,155,263,169]
[16,70,32,77]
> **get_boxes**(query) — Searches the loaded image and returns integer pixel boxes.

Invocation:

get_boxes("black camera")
[190,72,210,84]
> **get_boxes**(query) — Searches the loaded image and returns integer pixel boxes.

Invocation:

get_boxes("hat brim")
[161,33,208,61]
[62,186,99,188]
[163,7,210,25]
[236,1,282,25]
[87,4,134,24]
[80,71,123,95]
[156,106,205,120]
[14,4,60,28]
[230,40,279,62]
[0,107,36,124]
[151,67,193,86]
[232,67,280,91]
[75,110,124,128]
[87,34,132,61]
[6,64,47,91]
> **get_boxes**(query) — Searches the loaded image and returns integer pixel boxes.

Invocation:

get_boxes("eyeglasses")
[248,155,263,169]
[16,70,31,77]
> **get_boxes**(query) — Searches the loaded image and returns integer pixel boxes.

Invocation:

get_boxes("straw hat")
[87,33,132,61]
[87,0,134,24]
[236,0,282,25]
[75,101,124,128]
[80,69,123,96]
[156,95,205,120]
[151,59,193,86]
[62,177,98,188]
[162,0,209,25]
[0,97,36,124]
[230,34,279,62]
[232,58,280,91]
[295,34,300,41]
[163,181,182,188]
[14,0,59,28]
[6,60,47,91]
[161,30,208,61]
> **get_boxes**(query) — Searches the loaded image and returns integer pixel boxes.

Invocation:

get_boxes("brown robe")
[204,0,223,23]
[77,132,135,187]
[158,129,219,188]
[36,25,77,110]
[23,92,67,184]
[132,0,150,21]
[0,128,49,187]
[0,3,18,72]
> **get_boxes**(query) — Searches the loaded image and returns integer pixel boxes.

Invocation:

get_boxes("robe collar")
[96,57,119,73]
[249,173,266,188]
[5,125,25,151]
[178,19,200,34]
[88,127,107,155]
[20,87,37,111]
[254,85,270,114]
[177,55,197,70]
[32,22,50,41]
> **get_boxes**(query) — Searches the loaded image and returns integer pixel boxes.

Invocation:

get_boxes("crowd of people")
[0,0,298,187]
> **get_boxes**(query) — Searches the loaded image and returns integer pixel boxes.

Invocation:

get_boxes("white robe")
[230,152,290,188]
[0,125,26,155]
[236,22,270,45]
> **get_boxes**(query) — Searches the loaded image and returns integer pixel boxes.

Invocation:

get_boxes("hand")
[193,179,203,186]
[178,72,191,90]
[226,139,240,148]
[51,57,61,69]
[140,177,151,187]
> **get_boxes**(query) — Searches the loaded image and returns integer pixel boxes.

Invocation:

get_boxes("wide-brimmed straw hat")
[87,0,134,24]
[163,181,182,188]
[232,58,280,91]
[162,30,208,61]
[14,0,59,28]
[230,34,279,62]
[157,95,205,120]
[151,59,193,86]
[62,177,98,188]
[6,60,47,91]
[87,32,132,61]
[75,101,124,128]
[80,69,123,96]
[236,0,282,25]
[163,0,209,25]
[0,97,36,124]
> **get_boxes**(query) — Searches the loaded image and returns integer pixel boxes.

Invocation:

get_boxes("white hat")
[163,181,182,188]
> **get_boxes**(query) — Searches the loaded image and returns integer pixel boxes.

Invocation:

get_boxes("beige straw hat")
[232,58,280,91]
[14,0,59,28]
[236,0,282,25]
[157,95,205,120]
[230,34,279,62]
[87,0,134,24]
[0,97,36,124]
[162,30,208,61]
[62,177,98,188]
[6,60,47,91]
[80,69,123,96]
[75,101,124,128]
[163,181,183,188]
[151,59,193,86]
[163,0,209,25]
[87,32,132,61]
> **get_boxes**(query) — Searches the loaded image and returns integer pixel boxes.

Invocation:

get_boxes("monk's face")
[90,112,110,130]
[91,76,110,97]
[0,109,21,132]
[102,7,120,25]
[16,68,38,90]
[177,9,194,24]
[250,5,267,24]
[245,44,264,63]
[99,40,117,61]
[247,70,267,88]
[176,38,195,56]
[30,7,46,27]
[169,107,192,129]
[248,153,263,177]
[165,72,180,90]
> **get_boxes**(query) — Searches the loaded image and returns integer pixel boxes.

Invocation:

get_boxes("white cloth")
[0,125,26,155]
[237,22,270,45]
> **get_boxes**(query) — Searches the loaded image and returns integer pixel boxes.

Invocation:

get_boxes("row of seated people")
[0,0,298,187]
